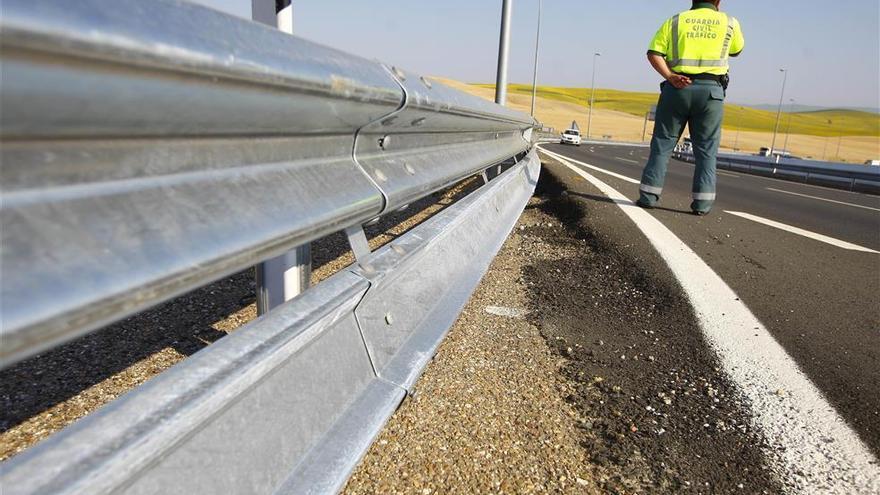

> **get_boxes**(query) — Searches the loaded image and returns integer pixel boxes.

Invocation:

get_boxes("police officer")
[638,0,744,215]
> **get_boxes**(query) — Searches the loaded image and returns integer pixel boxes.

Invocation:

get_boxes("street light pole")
[782,98,795,154]
[495,0,513,105]
[587,52,601,140]
[530,0,543,116]
[822,119,832,160]
[770,68,787,156]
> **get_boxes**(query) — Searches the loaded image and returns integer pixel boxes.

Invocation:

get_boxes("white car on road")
[560,129,581,146]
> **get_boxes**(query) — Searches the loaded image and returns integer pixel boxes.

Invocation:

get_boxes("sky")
[192,0,879,109]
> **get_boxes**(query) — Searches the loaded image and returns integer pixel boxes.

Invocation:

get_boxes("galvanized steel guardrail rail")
[0,0,539,493]
[674,150,880,194]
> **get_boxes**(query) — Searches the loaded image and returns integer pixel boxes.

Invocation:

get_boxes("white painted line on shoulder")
[545,152,880,493]
[725,211,879,254]
[780,180,871,195]
[765,188,880,212]
[713,166,870,196]
[615,157,640,164]
[717,171,741,178]
[538,146,639,185]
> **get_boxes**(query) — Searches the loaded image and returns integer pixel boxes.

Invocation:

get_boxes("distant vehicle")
[674,137,693,154]
[560,128,582,146]
[758,147,792,158]
[865,160,880,166]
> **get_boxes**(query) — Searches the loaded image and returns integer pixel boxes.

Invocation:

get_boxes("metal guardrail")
[674,150,880,194]
[0,0,535,367]
[0,0,539,493]
[2,152,541,495]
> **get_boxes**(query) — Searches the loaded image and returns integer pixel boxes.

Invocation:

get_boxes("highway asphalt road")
[539,142,880,487]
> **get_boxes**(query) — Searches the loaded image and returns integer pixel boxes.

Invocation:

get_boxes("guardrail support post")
[252,0,311,315]
[495,0,512,105]
[344,226,372,263]
[255,246,311,314]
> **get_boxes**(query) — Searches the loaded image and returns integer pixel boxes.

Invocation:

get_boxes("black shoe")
[636,199,654,209]
[692,210,709,216]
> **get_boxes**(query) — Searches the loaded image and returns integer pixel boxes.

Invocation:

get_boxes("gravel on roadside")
[344,196,598,494]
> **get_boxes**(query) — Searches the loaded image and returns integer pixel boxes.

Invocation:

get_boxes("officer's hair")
[692,0,720,5]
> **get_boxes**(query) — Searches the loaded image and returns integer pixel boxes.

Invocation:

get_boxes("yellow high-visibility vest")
[648,5,745,76]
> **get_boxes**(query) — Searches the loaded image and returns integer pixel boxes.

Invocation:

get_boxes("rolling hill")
[475,83,880,138]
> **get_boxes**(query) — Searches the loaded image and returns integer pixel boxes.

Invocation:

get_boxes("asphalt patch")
[521,167,784,493]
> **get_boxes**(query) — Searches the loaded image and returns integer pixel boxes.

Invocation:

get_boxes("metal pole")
[495,0,513,105]
[255,246,310,314]
[836,127,844,161]
[276,0,293,32]
[587,52,600,140]
[769,68,787,156]
[782,98,795,154]
[254,0,312,315]
[251,0,275,25]
[822,120,832,160]
[642,113,649,142]
[529,0,542,116]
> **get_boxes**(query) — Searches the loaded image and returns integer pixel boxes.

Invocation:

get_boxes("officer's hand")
[667,74,692,89]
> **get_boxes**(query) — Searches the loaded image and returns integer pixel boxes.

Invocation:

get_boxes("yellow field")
[436,79,880,164]
[480,83,880,138]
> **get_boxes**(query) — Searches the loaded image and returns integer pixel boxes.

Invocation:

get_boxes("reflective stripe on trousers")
[640,184,663,195]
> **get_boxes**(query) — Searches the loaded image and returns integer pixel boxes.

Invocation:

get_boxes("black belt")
[675,72,723,82]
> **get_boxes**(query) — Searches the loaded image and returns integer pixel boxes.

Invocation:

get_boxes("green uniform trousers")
[639,79,725,213]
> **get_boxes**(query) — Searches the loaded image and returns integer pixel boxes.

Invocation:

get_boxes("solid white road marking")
[774,179,871,196]
[717,171,741,178]
[765,187,880,212]
[615,157,640,164]
[544,152,880,493]
[712,164,871,196]
[725,211,879,254]
[539,147,639,184]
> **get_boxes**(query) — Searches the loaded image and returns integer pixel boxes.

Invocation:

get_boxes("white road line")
[724,211,879,254]
[538,147,639,184]
[776,180,870,196]
[712,165,871,196]
[717,171,741,178]
[765,188,880,212]
[544,152,880,493]
[615,157,640,164]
